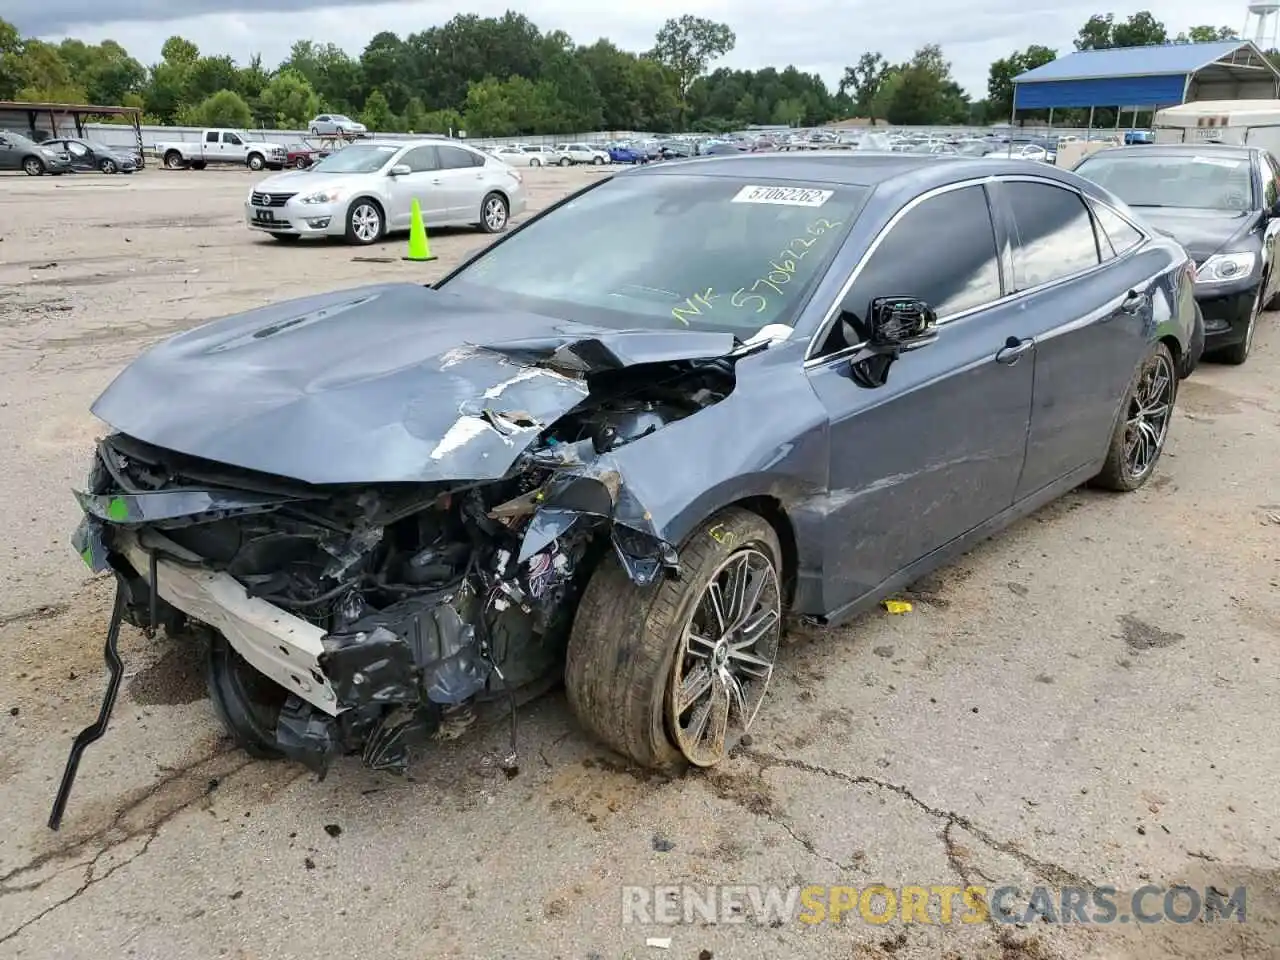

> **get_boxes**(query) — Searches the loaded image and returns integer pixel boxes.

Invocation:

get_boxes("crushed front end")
[65,351,734,785]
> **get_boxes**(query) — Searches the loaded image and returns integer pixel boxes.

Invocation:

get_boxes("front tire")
[592,155,604,165]
[206,632,285,759]
[100,158,117,174]
[247,153,266,171]
[565,507,783,769]
[530,157,542,167]
[1091,342,1177,492]
[479,192,509,233]
[22,156,44,176]
[345,198,384,245]
[559,156,571,166]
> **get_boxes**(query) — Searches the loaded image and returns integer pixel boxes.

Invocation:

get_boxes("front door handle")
[995,336,1034,364]
[1120,289,1148,313]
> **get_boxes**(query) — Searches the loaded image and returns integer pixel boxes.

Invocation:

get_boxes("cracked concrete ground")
[1,167,1279,960]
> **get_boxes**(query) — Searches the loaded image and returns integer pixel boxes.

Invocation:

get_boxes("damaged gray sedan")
[52,153,1197,826]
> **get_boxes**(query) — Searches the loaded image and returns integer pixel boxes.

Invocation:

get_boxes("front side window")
[844,185,1002,325]
[67,141,89,157]
[1004,181,1101,290]
[224,132,243,145]
[1074,151,1255,211]
[312,143,400,173]
[440,176,869,335]
[400,146,439,172]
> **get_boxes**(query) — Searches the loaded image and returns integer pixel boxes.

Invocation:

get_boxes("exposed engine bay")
[68,353,737,784]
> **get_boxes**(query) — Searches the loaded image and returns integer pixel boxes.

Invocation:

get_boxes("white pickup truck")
[155,128,289,171]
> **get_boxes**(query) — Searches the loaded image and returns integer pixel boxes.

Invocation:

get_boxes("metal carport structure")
[1011,40,1280,123]
[0,100,146,168]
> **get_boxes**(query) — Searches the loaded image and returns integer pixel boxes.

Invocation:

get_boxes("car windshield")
[312,144,399,173]
[440,174,868,335]
[1076,152,1256,210]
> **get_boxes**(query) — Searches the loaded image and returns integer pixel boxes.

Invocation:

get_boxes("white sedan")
[488,145,538,167]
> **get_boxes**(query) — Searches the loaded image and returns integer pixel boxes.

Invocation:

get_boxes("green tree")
[1175,25,1238,42]
[0,18,21,99]
[1076,11,1168,50]
[259,69,320,128]
[649,15,735,102]
[883,45,969,125]
[840,52,890,123]
[186,89,252,127]
[987,45,1056,121]
[13,40,86,102]
[359,88,395,131]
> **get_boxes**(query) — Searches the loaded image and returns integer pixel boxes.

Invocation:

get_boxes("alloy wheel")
[667,547,781,766]
[23,157,43,176]
[101,159,116,174]
[350,203,381,243]
[1123,350,1174,480]
[483,196,507,231]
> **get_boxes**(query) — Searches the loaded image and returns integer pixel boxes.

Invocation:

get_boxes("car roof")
[625,151,1074,189]
[1085,143,1256,161]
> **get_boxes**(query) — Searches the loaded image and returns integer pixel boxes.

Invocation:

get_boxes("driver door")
[64,141,92,171]
[222,131,247,161]
[804,182,1035,610]
[385,145,446,229]
[1260,152,1280,306]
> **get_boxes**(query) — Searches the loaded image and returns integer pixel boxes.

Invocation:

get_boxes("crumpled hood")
[1135,207,1258,261]
[91,283,735,485]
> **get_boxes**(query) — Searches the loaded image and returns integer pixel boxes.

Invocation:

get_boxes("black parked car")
[54,153,1197,823]
[1074,143,1277,365]
[44,137,138,174]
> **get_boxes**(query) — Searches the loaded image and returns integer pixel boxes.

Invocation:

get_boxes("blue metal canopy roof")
[1012,40,1278,109]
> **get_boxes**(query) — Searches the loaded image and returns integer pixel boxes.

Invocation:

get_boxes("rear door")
[989,178,1154,498]
[201,129,219,161]
[805,182,1035,609]
[434,144,486,220]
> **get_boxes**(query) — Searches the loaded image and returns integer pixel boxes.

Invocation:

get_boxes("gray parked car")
[44,137,138,174]
[53,153,1198,823]
[0,131,71,175]
[308,113,368,136]
[244,138,526,244]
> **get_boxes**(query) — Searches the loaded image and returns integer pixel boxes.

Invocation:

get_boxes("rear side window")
[437,145,478,169]
[845,184,1003,322]
[1004,181,1100,289]
[205,131,218,143]
[1090,201,1143,259]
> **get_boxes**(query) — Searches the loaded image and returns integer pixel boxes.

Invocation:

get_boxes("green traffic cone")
[404,198,436,262]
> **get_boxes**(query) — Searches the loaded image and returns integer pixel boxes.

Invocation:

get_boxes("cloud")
[10,0,1252,98]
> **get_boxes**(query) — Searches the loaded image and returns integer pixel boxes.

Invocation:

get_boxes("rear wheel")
[164,150,185,170]
[22,156,44,176]
[205,632,285,758]
[592,155,604,164]
[559,156,571,166]
[295,156,308,169]
[1091,342,1177,492]
[530,157,542,167]
[480,192,509,233]
[565,508,783,769]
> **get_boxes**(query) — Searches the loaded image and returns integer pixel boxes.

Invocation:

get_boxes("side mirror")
[867,297,938,350]
[388,163,411,177]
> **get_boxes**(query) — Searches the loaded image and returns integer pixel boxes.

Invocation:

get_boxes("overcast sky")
[11,0,1258,97]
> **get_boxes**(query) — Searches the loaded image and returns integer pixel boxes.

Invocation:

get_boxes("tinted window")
[437,145,477,169]
[401,146,439,172]
[223,132,243,145]
[845,185,1002,322]
[1090,201,1143,258]
[1004,181,1100,290]
[205,131,219,143]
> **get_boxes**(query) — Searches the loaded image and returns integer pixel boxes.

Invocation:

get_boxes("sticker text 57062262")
[732,185,834,207]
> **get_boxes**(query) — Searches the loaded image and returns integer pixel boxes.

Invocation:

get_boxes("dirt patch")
[1179,379,1243,416]
[903,566,974,609]
[128,643,206,706]
[1117,614,1185,651]
[701,768,781,817]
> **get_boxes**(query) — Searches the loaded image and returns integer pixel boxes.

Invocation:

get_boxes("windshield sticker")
[1192,156,1243,168]
[732,185,834,207]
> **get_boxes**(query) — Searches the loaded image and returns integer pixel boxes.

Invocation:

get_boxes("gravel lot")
[0,165,1278,960]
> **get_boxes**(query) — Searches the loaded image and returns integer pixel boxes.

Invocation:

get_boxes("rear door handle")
[431,178,442,184]
[995,336,1034,364]
[1120,289,1148,313]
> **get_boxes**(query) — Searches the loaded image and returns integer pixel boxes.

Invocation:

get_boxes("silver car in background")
[308,114,368,136]
[244,138,527,244]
